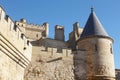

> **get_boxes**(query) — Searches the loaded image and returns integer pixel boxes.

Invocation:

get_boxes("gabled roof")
[80,8,108,38]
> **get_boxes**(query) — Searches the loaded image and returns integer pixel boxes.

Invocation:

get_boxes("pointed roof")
[80,8,109,38]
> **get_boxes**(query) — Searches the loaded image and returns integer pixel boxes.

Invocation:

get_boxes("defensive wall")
[24,45,86,80]
[34,46,72,58]
[0,6,32,80]
[15,19,49,40]
[0,5,119,80]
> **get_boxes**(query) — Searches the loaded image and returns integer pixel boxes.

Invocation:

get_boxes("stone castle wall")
[0,5,119,80]
[0,6,32,80]
[15,19,49,40]
[39,38,68,50]
[24,46,73,80]
[24,45,86,80]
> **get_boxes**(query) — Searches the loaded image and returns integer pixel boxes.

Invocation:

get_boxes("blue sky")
[0,0,120,68]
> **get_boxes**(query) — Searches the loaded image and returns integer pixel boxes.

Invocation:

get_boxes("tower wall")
[55,25,65,41]
[77,37,115,80]
[43,22,49,37]
[68,22,83,50]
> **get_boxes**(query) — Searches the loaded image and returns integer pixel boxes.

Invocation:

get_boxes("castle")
[0,6,120,80]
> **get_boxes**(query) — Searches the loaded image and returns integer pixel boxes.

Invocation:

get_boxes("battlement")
[40,47,73,58]
[0,6,32,67]
[55,25,65,41]
[0,6,5,21]
[15,19,48,31]
[15,19,49,39]
[55,25,64,30]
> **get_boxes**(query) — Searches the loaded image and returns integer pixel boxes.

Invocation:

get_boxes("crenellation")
[66,49,72,56]
[15,19,49,39]
[62,49,67,57]
[16,19,45,30]
[55,25,64,29]
[40,47,72,58]
[5,15,13,23]
[0,5,118,80]
[46,47,52,52]
[26,24,45,30]
[62,49,72,57]
[20,18,27,23]
[0,6,32,80]
[0,6,5,20]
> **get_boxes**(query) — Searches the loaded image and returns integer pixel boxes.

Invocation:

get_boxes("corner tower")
[77,8,115,80]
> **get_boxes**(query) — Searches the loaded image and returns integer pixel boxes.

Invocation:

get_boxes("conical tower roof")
[80,8,109,38]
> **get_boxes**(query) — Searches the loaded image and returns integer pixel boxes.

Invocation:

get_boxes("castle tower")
[55,25,65,41]
[73,22,80,40]
[68,22,80,50]
[77,8,115,80]
[43,22,49,37]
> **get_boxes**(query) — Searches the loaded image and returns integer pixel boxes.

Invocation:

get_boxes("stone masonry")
[0,5,119,80]
[0,6,32,80]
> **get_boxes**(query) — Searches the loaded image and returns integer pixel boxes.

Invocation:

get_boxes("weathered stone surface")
[116,69,120,80]
[0,6,32,80]
[24,46,74,80]
[0,5,118,80]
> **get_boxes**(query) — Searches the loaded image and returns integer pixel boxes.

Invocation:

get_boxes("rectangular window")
[110,44,113,54]
[95,44,97,52]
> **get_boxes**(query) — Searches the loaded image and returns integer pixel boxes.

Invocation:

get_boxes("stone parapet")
[0,6,32,80]
[0,7,32,61]
[15,21,45,31]
[40,47,72,58]
[15,19,49,39]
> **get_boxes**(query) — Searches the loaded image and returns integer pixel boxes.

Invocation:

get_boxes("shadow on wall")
[73,50,86,80]
[30,40,40,46]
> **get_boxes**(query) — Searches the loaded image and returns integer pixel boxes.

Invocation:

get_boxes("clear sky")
[0,0,120,69]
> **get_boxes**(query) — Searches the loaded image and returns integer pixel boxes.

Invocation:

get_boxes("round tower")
[77,8,115,80]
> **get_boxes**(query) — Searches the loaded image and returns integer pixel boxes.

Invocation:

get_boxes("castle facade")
[0,6,119,80]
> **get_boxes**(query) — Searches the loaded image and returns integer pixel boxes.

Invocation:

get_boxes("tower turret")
[54,25,65,41]
[77,8,115,80]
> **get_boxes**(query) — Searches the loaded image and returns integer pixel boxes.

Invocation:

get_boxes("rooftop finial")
[91,6,94,13]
